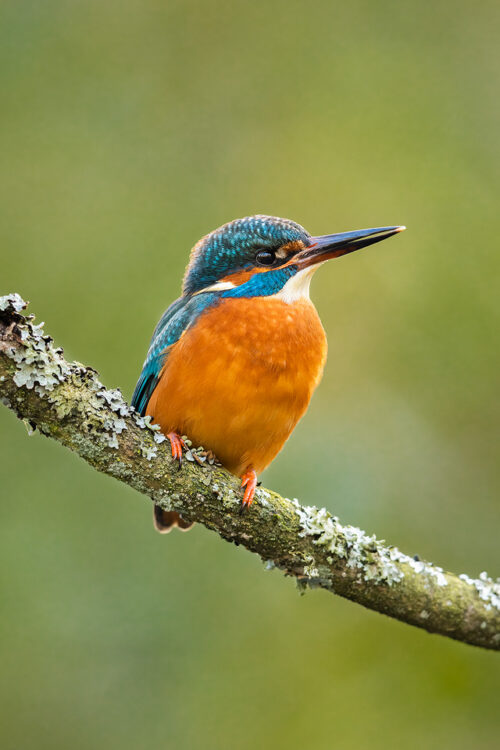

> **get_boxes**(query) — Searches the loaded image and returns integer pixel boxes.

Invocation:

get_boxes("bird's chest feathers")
[154,292,327,475]
[193,295,327,385]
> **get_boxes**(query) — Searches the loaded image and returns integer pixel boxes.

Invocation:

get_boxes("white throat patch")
[275,264,322,304]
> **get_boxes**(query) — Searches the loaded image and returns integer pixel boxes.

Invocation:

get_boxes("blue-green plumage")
[131,292,218,415]
[183,215,310,294]
[222,266,298,298]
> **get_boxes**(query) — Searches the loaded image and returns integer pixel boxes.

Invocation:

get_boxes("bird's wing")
[131,293,218,416]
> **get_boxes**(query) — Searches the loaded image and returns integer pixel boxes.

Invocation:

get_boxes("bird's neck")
[272,264,321,304]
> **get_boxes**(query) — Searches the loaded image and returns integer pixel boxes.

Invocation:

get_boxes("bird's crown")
[183,215,311,295]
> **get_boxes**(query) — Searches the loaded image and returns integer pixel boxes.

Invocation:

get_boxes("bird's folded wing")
[131,292,218,416]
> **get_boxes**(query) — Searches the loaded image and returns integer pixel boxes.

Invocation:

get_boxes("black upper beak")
[296,225,406,268]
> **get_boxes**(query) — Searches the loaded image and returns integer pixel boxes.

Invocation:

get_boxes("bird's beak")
[295,225,406,269]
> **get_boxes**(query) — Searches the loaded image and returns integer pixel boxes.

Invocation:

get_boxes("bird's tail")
[153,505,194,533]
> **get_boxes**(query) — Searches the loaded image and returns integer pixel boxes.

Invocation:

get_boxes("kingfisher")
[132,215,405,532]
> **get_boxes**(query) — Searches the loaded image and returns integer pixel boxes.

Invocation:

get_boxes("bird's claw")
[167,432,186,468]
[240,469,258,510]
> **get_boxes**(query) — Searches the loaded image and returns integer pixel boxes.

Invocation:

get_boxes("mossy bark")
[1,293,499,651]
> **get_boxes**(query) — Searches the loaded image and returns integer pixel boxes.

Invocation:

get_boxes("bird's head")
[183,215,405,301]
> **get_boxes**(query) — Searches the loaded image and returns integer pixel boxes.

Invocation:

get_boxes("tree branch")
[1,293,499,651]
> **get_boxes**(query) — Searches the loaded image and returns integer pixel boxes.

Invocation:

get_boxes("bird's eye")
[255,250,276,266]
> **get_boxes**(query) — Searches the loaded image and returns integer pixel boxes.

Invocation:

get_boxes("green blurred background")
[1,1,499,748]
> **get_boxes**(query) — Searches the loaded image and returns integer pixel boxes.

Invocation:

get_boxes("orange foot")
[240,468,258,509]
[167,432,186,468]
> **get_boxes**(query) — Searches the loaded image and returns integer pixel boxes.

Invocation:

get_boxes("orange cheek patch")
[220,268,257,285]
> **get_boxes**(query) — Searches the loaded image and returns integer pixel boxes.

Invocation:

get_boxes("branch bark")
[1,293,499,651]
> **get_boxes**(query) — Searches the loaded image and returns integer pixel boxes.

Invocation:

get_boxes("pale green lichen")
[389,547,448,587]
[291,501,500,615]
[0,293,25,313]
[96,387,130,417]
[290,499,404,585]
[140,443,158,460]
[458,572,500,611]
[219,486,239,508]
[0,295,70,398]
[0,294,169,456]
[302,556,320,578]
[291,500,456,589]
[256,489,271,507]
[8,319,71,394]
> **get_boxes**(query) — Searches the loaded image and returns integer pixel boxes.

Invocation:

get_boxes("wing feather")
[131,293,218,416]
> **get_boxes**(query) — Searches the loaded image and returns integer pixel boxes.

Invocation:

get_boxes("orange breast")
[146,296,327,476]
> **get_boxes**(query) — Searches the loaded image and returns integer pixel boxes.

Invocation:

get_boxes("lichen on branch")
[0,293,499,651]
